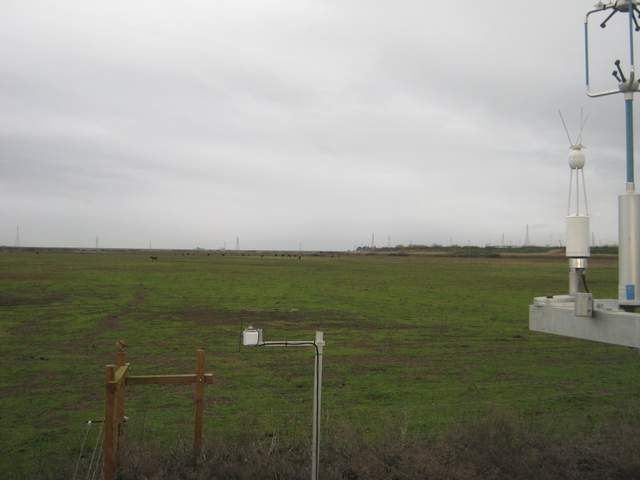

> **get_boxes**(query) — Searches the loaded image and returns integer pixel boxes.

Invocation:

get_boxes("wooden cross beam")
[103,348,212,480]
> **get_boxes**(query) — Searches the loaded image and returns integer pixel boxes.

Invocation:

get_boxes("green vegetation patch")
[0,251,635,477]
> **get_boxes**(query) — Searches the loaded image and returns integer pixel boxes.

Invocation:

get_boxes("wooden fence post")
[104,364,117,480]
[100,349,211,474]
[194,349,205,456]
[116,351,126,440]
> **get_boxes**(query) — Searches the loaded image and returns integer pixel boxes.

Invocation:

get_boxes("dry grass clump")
[113,413,640,479]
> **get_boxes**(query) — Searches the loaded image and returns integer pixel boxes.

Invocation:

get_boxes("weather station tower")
[561,110,591,295]
[530,0,640,348]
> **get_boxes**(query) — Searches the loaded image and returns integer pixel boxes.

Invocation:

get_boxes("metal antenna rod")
[568,168,574,215]
[558,110,574,145]
[631,10,640,31]
[577,110,590,145]
[582,168,590,215]
[600,8,618,28]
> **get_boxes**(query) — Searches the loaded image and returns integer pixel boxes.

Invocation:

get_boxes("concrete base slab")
[529,296,640,348]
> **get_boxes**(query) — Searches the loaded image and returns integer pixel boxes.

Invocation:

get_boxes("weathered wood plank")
[112,364,129,385]
[103,365,117,480]
[115,352,127,441]
[125,373,213,385]
[194,349,205,456]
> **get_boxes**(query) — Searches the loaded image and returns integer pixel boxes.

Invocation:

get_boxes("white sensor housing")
[242,327,262,346]
[566,215,590,258]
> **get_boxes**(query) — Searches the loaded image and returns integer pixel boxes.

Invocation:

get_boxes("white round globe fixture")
[569,146,586,170]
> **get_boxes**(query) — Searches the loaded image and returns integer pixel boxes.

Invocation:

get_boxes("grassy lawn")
[1,251,638,477]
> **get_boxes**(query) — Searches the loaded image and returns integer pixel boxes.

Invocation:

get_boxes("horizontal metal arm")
[260,340,317,348]
[587,88,625,97]
[585,5,611,24]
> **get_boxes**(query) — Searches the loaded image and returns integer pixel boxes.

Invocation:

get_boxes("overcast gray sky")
[1,1,637,250]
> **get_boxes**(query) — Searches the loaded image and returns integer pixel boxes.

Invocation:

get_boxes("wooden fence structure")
[103,348,213,480]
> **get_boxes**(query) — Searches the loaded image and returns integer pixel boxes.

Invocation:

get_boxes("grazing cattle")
[150,256,158,261]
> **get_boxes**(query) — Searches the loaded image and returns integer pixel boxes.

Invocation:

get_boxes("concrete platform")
[529,296,640,348]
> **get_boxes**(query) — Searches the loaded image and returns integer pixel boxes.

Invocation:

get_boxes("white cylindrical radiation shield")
[566,215,590,258]
[619,193,640,305]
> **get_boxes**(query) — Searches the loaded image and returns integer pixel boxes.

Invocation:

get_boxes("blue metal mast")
[626,2,635,187]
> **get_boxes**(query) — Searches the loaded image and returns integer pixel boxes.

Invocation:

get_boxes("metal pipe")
[257,334,324,480]
[569,259,588,294]
[568,168,574,215]
[585,6,611,92]
[311,332,324,480]
[569,268,589,294]
[576,165,581,215]
[582,169,590,215]
[587,89,626,97]
[584,21,590,87]
[630,1,636,67]
[262,341,315,347]
[626,96,635,184]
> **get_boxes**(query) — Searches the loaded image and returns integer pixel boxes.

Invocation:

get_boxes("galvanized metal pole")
[625,95,635,186]
[584,20,590,88]
[619,1,640,305]
[311,332,324,480]
[629,0,636,68]
[628,0,636,189]
[251,331,325,479]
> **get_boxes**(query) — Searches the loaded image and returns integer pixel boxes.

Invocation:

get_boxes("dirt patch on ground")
[102,314,120,330]
[0,293,66,307]
[95,285,147,333]
[0,271,51,281]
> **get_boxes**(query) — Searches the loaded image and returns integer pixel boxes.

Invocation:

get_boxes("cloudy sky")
[1,1,637,250]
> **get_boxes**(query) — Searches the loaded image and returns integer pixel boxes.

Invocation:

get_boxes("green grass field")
[2,251,639,478]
